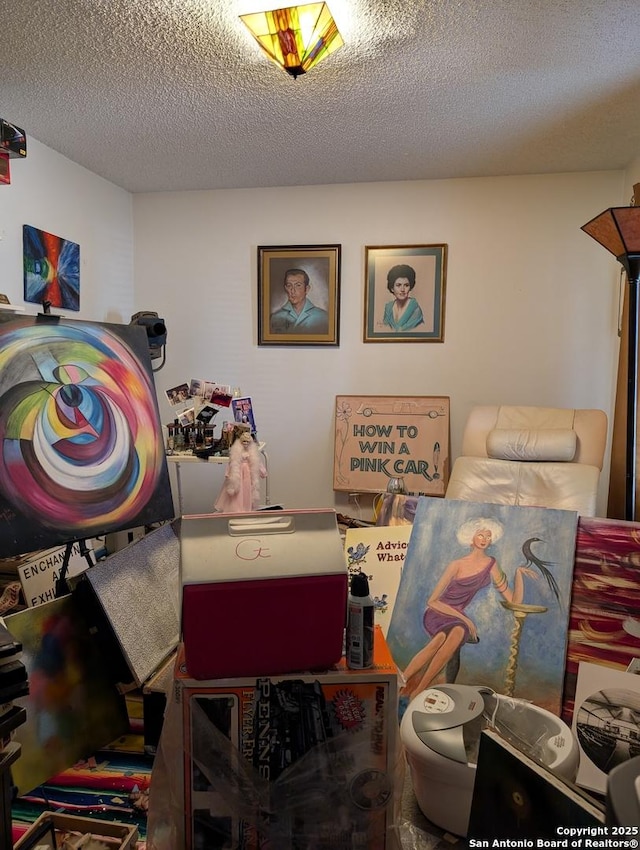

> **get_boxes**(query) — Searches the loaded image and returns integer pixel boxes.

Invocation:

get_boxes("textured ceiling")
[2,0,640,194]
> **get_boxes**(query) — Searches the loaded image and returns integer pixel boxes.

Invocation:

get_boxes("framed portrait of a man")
[364,244,447,342]
[257,244,341,346]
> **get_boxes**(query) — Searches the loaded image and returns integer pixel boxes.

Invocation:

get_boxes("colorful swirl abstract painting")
[0,315,174,557]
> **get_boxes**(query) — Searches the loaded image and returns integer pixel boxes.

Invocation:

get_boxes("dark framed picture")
[257,244,341,346]
[364,244,447,342]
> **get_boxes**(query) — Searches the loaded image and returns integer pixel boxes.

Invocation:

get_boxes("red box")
[180,510,348,679]
[0,152,10,185]
[172,627,401,850]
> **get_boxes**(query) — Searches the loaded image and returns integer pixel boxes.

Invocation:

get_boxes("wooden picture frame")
[333,395,450,495]
[364,244,447,342]
[12,815,56,850]
[257,244,341,346]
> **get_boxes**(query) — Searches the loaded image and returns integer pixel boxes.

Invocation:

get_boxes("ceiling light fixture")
[581,187,640,520]
[240,3,343,79]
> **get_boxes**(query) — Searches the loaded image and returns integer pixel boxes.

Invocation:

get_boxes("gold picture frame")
[258,244,341,346]
[364,244,447,342]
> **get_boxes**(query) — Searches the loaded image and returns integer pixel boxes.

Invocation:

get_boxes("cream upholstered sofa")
[445,405,608,516]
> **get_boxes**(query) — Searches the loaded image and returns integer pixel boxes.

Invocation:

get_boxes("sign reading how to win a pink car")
[333,395,450,496]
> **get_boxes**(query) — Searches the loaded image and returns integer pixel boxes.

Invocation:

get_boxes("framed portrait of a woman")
[363,244,447,343]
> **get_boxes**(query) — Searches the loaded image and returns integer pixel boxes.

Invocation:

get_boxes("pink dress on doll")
[214,441,266,513]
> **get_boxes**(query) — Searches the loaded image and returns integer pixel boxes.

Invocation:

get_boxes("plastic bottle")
[346,572,374,669]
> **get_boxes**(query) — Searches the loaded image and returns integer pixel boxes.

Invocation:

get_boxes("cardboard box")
[174,627,401,850]
[14,811,138,849]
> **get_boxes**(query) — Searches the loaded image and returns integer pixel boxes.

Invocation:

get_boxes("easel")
[37,301,93,600]
[1,742,20,848]
[54,539,95,598]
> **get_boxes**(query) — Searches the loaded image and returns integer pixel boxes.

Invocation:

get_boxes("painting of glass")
[23,225,80,311]
[387,498,578,715]
[0,314,174,558]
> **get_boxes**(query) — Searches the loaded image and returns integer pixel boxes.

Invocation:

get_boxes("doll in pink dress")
[214,431,266,512]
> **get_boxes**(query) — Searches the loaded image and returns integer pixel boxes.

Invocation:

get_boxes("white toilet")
[400,684,580,837]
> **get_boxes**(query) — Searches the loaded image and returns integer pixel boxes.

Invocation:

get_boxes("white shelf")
[166,452,229,465]
[166,442,265,464]
[0,303,25,313]
[166,444,269,512]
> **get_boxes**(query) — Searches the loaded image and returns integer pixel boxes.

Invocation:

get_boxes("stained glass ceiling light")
[240,3,343,79]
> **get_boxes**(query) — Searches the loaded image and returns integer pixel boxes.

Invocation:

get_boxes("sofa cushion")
[486,428,577,462]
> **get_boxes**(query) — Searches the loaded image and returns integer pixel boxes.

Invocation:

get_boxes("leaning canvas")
[572,661,640,795]
[344,524,412,635]
[6,594,129,795]
[563,515,640,725]
[387,498,578,714]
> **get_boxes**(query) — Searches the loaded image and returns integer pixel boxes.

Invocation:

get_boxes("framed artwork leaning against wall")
[257,244,341,346]
[364,244,447,342]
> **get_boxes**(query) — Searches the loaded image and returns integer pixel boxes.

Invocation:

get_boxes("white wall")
[133,171,625,518]
[0,138,134,323]
[0,143,625,520]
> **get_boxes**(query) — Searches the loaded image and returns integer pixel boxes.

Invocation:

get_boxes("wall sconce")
[581,189,640,520]
[130,311,167,371]
[240,3,343,79]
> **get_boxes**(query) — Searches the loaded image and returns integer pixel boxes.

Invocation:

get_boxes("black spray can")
[346,572,374,669]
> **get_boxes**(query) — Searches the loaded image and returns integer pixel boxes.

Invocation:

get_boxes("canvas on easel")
[0,314,174,558]
[387,498,578,714]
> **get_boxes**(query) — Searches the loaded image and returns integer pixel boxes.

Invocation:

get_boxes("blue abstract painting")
[23,224,80,311]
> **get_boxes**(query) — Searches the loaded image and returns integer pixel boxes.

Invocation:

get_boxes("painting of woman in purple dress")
[400,516,538,699]
[387,499,577,714]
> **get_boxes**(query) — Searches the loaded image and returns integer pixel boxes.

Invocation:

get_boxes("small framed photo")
[231,396,256,433]
[364,244,447,342]
[257,244,341,346]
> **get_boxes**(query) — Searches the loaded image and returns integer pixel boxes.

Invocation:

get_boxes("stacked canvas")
[562,517,640,796]
[563,515,640,724]
[0,618,28,749]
